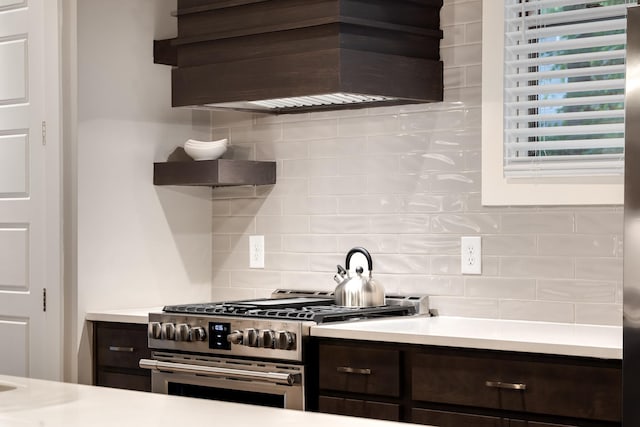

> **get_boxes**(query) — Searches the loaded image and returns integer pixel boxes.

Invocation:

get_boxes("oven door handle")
[139,359,299,386]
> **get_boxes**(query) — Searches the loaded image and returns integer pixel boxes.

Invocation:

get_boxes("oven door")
[139,352,304,410]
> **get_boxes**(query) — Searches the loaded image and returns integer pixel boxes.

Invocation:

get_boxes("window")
[481,0,635,205]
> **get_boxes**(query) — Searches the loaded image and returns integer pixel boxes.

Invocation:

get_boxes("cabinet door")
[319,396,400,421]
[319,343,400,397]
[94,322,151,392]
[412,408,505,427]
[412,348,621,422]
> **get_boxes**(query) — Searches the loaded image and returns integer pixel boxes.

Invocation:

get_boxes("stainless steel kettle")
[333,247,385,307]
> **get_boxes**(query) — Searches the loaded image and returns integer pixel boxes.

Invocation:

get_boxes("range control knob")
[227,330,243,345]
[259,329,275,348]
[275,331,295,350]
[175,323,191,342]
[192,326,207,341]
[148,322,161,339]
[161,323,175,340]
[243,328,258,347]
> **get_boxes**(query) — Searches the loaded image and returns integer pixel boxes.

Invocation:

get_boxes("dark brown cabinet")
[313,339,621,427]
[319,342,400,397]
[411,347,620,423]
[93,322,151,392]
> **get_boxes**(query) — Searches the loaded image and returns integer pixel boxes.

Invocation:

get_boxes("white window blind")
[503,0,636,178]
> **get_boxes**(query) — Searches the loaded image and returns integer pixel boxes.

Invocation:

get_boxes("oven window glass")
[167,383,285,408]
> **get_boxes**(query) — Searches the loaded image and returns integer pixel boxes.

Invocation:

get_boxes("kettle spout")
[333,265,347,285]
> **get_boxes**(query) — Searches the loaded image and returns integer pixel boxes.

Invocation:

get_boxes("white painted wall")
[75,0,213,383]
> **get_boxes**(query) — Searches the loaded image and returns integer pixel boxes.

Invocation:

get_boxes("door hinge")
[43,288,47,312]
[41,121,46,146]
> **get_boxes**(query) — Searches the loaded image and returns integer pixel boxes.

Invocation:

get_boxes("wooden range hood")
[154,0,444,114]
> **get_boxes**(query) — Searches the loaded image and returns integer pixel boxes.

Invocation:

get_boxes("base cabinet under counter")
[93,321,151,392]
[311,338,621,427]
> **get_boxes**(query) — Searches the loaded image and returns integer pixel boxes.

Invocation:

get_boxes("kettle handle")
[345,247,373,273]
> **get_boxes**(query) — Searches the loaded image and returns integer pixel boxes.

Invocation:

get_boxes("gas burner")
[163,295,419,323]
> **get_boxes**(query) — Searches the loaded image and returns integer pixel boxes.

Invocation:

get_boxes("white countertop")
[310,315,622,360]
[0,375,417,427]
[85,307,162,324]
[85,308,622,360]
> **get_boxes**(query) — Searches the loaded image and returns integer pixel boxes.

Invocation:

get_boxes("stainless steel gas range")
[140,289,428,410]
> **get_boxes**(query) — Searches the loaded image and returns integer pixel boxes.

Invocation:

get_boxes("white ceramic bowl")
[184,138,228,148]
[183,139,228,160]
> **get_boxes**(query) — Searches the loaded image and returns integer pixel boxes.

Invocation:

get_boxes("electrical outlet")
[249,235,264,269]
[461,236,482,275]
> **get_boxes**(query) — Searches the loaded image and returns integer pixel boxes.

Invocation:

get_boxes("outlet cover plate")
[461,236,481,275]
[249,235,264,269]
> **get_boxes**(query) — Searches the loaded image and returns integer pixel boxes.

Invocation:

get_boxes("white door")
[0,0,62,380]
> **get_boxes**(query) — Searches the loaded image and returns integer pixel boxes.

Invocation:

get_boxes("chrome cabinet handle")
[337,366,372,375]
[108,346,134,352]
[485,380,527,390]
[139,359,299,386]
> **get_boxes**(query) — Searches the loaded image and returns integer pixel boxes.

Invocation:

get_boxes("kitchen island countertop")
[310,315,622,359]
[0,375,420,427]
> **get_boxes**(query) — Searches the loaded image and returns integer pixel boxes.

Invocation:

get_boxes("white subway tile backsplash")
[370,215,429,234]
[337,235,400,253]
[575,257,623,281]
[466,278,537,299]
[212,216,255,234]
[256,216,309,234]
[283,119,337,141]
[282,196,338,215]
[429,172,481,193]
[501,212,574,234]
[538,235,617,257]
[466,22,482,43]
[441,44,482,67]
[310,216,370,234]
[430,213,500,233]
[207,0,623,325]
[256,140,307,161]
[429,296,499,318]
[283,235,338,253]
[373,254,430,275]
[575,211,624,234]
[308,137,367,158]
[399,235,459,255]
[282,158,339,178]
[483,235,537,256]
[228,197,282,216]
[499,300,575,323]
[309,176,368,196]
[575,303,622,326]
[537,280,616,303]
[500,257,574,279]
[338,195,403,214]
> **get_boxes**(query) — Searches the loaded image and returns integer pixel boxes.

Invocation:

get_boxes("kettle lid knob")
[356,266,364,274]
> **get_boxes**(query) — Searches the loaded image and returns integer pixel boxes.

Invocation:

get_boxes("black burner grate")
[162,301,416,323]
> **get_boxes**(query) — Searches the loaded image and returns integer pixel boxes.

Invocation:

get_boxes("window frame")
[481,0,624,206]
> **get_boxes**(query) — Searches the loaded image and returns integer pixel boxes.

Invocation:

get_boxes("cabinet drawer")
[319,343,400,397]
[95,322,150,370]
[319,396,400,421]
[412,349,621,422]
[96,370,151,392]
[412,409,576,427]
[412,408,503,427]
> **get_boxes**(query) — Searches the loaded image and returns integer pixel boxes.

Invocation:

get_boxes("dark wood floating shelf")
[153,159,276,187]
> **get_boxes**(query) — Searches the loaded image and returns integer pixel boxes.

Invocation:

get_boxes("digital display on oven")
[209,322,231,350]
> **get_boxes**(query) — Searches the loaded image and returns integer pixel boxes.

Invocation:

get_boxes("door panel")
[0,225,28,290]
[0,36,27,102]
[0,135,28,195]
[0,317,28,376]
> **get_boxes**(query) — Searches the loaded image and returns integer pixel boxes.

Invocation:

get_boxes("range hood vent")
[155,0,444,114]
